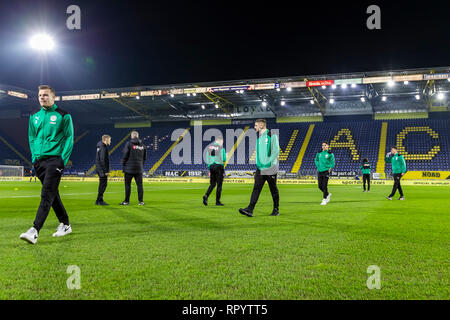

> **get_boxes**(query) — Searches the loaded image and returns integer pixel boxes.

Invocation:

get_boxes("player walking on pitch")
[203,136,226,206]
[385,146,406,200]
[315,142,335,205]
[95,134,111,205]
[239,119,280,217]
[20,85,74,244]
[361,158,371,192]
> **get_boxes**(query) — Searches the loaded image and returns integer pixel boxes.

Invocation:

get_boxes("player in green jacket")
[385,146,406,200]
[315,142,335,205]
[203,136,227,206]
[20,85,74,245]
[360,158,371,192]
[239,119,280,217]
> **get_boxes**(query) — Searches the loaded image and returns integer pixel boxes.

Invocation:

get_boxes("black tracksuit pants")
[248,169,279,210]
[124,172,144,202]
[363,174,370,191]
[318,170,330,199]
[33,156,70,232]
[389,173,404,197]
[205,164,224,203]
[97,175,108,202]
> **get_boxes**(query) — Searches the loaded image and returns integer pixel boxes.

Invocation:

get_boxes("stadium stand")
[1,118,449,176]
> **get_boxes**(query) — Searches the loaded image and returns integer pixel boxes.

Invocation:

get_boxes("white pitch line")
[0,192,122,199]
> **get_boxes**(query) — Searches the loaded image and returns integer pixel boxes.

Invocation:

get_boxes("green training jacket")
[360,163,371,174]
[315,150,335,172]
[28,104,74,166]
[385,153,406,174]
[256,130,279,170]
[205,142,226,168]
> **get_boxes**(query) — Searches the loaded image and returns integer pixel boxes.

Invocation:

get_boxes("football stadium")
[0,67,449,300]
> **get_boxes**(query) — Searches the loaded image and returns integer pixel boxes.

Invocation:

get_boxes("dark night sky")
[0,0,449,91]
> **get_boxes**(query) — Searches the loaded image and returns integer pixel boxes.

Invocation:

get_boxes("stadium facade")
[0,67,449,180]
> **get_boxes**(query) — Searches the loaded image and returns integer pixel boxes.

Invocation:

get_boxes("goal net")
[0,165,24,181]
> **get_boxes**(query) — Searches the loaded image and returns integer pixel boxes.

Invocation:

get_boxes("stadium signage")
[7,91,28,99]
[62,95,81,101]
[141,90,163,96]
[207,85,251,92]
[334,78,363,85]
[423,73,449,80]
[121,92,139,97]
[306,80,334,87]
[101,93,120,98]
[80,94,100,100]
[281,81,306,88]
[254,83,275,90]
[362,76,392,84]
[164,170,203,177]
[393,74,423,82]
[169,89,184,95]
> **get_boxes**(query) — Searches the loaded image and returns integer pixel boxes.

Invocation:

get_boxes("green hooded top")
[386,153,406,174]
[205,142,226,168]
[256,129,279,170]
[28,104,74,166]
[360,162,371,174]
[315,150,335,172]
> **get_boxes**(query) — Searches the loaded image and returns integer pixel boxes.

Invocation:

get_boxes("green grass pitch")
[0,180,448,299]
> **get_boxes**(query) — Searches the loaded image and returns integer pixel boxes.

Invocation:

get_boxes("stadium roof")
[1,66,449,125]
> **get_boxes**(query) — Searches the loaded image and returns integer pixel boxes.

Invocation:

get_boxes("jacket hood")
[97,141,106,147]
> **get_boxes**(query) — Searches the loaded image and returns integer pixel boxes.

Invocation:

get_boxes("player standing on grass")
[203,136,226,206]
[95,134,111,205]
[315,142,335,205]
[29,165,37,182]
[385,146,406,200]
[120,131,147,206]
[361,158,371,192]
[20,85,74,244]
[239,119,280,217]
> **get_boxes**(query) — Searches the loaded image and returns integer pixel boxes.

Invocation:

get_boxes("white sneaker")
[326,193,332,203]
[52,223,72,237]
[320,199,327,205]
[20,227,38,244]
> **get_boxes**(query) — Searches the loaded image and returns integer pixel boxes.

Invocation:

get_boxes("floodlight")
[29,34,55,51]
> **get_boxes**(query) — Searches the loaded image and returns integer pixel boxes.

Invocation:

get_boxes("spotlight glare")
[280,101,285,106]
[382,96,387,101]
[415,94,420,100]
[215,104,219,108]
[170,93,174,97]
[29,34,55,51]
[286,87,292,91]
[329,98,335,104]
[276,88,281,92]
[332,84,336,89]
[310,99,314,104]
[404,81,409,85]
[201,105,205,109]
[240,89,244,94]
[351,83,356,88]
[341,84,347,89]
[361,97,365,102]
[321,85,326,89]
[388,80,395,87]
[262,101,267,107]
[437,92,445,100]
